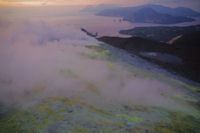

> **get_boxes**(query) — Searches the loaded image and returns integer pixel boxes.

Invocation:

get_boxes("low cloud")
[0,9,191,112]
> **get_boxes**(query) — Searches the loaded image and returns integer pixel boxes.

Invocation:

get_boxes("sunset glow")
[0,0,100,6]
[0,0,200,11]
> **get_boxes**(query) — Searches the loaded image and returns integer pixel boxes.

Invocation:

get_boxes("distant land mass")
[98,32,200,83]
[135,4,200,17]
[123,8,194,24]
[81,28,98,38]
[120,25,200,42]
[81,4,120,13]
[96,4,200,24]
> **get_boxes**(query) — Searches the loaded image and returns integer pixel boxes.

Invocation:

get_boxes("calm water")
[1,6,199,38]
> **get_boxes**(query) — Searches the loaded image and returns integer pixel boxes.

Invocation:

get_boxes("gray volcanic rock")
[98,33,200,82]
[120,25,200,42]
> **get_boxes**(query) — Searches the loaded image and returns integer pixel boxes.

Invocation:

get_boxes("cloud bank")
[0,9,195,114]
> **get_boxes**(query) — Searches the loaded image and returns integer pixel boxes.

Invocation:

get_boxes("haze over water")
[1,6,200,37]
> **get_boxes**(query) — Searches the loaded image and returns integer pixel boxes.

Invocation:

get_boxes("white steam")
[0,11,196,113]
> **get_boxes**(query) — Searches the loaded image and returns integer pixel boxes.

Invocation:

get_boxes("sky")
[0,0,200,8]
[0,0,199,11]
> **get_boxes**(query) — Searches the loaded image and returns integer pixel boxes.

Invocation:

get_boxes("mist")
[0,10,195,109]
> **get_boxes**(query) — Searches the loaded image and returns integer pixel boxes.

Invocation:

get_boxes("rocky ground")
[1,44,200,133]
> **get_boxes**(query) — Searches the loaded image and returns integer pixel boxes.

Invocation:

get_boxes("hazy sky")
[0,0,199,6]
[0,0,200,11]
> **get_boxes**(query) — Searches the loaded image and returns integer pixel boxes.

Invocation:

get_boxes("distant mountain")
[124,8,194,24]
[120,25,200,42]
[141,4,200,17]
[81,4,120,13]
[97,4,200,17]
[98,33,200,82]
[96,4,199,24]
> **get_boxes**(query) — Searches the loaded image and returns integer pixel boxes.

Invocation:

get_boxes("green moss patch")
[85,45,112,60]
[116,113,143,123]
[154,112,200,133]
